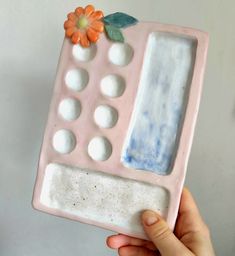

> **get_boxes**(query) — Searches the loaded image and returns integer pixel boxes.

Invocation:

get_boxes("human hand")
[106,188,215,256]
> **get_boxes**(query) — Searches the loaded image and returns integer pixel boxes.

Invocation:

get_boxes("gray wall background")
[0,0,234,255]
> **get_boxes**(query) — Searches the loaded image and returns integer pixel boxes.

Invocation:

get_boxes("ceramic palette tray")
[32,5,209,240]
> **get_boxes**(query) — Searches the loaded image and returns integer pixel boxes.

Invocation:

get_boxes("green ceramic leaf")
[103,12,138,28]
[105,25,124,42]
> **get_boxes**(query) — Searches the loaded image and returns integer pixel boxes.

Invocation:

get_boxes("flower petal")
[67,12,77,21]
[87,27,99,42]
[90,20,104,32]
[71,31,81,44]
[90,11,104,21]
[75,7,84,17]
[65,27,75,37]
[64,20,75,29]
[80,33,90,48]
[84,5,95,17]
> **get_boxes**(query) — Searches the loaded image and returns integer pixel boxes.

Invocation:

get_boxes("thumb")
[142,210,190,256]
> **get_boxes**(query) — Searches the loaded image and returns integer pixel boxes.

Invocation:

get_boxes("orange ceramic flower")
[64,5,104,47]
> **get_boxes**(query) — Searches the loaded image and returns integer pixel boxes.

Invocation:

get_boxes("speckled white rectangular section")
[122,32,196,175]
[41,163,169,234]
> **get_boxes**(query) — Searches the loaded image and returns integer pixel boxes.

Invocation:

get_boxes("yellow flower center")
[77,16,88,29]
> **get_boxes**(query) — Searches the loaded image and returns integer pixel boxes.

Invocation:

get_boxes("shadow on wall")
[3,71,54,200]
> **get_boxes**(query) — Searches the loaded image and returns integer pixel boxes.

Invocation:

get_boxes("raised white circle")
[108,43,134,66]
[88,137,112,161]
[53,129,76,154]
[58,98,81,121]
[65,68,89,91]
[100,74,126,98]
[94,105,118,128]
[72,43,97,62]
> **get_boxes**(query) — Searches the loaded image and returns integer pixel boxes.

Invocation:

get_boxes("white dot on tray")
[72,43,97,62]
[108,43,134,66]
[65,68,89,91]
[100,74,126,98]
[94,105,118,128]
[58,98,81,121]
[53,129,76,154]
[88,136,112,161]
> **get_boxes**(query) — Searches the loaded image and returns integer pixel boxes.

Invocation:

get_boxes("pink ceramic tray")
[33,5,209,240]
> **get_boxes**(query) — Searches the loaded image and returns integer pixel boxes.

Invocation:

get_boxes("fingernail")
[143,212,159,226]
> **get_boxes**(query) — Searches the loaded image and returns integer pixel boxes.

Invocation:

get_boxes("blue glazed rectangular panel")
[121,32,197,175]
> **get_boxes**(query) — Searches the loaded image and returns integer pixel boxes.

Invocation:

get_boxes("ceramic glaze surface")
[122,32,197,175]
[33,21,208,239]
[41,163,169,234]
[72,43,97,62]
[88,136,112,161]
[58,98,81,121]
[94,105,118,128]
[65,68,89,91]
[108,43,134,66]
[52,129,76,154]
[100,74,126,98]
